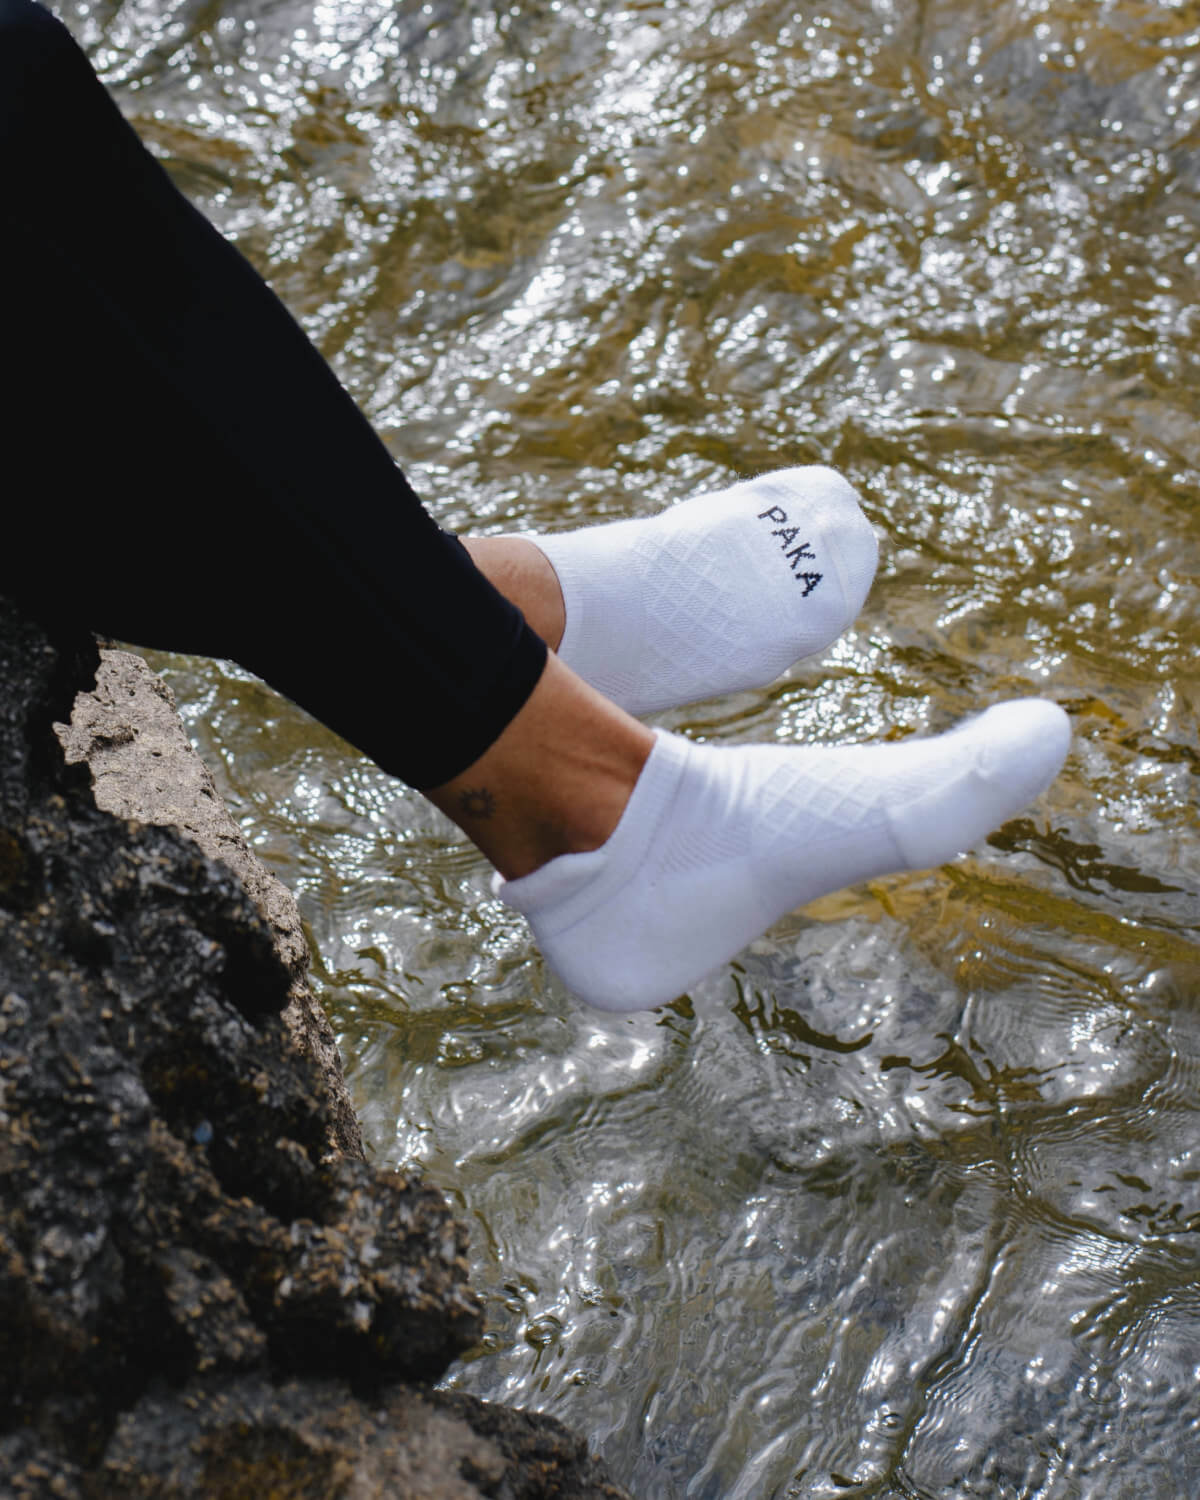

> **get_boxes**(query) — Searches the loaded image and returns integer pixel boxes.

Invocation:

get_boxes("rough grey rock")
[96,1378,631,1499]
[0,597,633,1499]
[55,647,363,1161]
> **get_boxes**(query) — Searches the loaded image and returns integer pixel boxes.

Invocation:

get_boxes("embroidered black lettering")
[772,525,800,548]
[757,505,788,524]
[797,572,823,597]
[786,543,816,566]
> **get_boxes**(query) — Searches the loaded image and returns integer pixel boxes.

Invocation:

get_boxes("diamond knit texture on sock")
[529,465,879,715]
[495,699,1071,1012]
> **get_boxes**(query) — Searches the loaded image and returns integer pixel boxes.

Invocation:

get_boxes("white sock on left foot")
[529,466,878,715]
[495,699,1071,1012]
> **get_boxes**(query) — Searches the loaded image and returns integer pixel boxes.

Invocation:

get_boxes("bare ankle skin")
[463,535,566,650]
[424,653,654,880]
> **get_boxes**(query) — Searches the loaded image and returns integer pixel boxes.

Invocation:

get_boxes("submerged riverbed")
[71,0,1200,1493]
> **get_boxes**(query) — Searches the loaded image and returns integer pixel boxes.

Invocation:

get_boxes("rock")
[55,647,363,1161]
[96,1378,630,1499]
[0,596,634,1499]
[0,1432,86,1500]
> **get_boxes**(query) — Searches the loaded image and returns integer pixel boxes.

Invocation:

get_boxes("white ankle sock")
[495,700,1071,1012]
[528,466,878,715]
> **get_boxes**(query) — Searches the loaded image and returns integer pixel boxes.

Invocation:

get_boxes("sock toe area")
[791,465,880,620]
[887,698,1071,870]
[745,464,879,651]
[977,697,1072,788]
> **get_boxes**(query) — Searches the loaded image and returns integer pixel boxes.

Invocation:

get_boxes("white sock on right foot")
[529,466,878,715]
[495,699,1071,1012]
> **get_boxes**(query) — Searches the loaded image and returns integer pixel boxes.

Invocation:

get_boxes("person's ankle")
[425,654,654,879]
[555,731,651,856]
[462,535,566,649]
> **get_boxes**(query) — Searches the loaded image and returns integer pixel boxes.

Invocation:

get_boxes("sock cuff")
[525,526,646,706]
[524,530,593,666]
[492,729,691,933]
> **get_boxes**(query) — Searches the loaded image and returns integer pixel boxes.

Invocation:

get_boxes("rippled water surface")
[67,0,1200,1492]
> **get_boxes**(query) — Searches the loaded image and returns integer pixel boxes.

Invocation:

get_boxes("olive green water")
[73,0,1200,1493]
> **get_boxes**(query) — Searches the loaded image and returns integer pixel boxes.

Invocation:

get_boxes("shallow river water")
[65,0,1200,1493]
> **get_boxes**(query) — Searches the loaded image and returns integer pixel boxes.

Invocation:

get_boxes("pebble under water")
[69,0,1200,1493]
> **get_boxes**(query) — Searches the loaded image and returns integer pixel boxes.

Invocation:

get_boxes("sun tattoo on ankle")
[458,786,496,820]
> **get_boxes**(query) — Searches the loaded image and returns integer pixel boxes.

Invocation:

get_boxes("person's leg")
[2,0,874,772]
[1,0,544,791]
[1,1,1072,1015]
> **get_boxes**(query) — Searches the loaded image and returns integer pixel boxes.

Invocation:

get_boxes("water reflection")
[73,0,1200,1492]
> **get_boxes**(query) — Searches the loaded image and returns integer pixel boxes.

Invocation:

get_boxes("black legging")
[0,0,547,790]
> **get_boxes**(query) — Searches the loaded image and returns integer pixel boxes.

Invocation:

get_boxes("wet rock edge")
[0,597,632,1500]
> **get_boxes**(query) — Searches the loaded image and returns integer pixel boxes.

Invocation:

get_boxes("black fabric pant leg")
[0,0,547,790]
